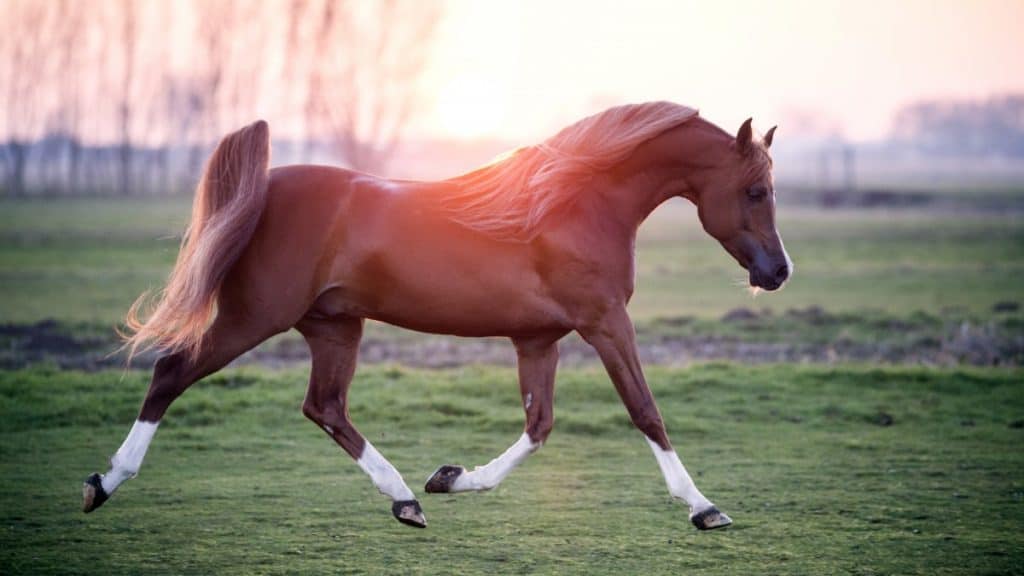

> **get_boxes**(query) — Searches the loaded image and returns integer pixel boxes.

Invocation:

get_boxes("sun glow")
[435,77,507,140]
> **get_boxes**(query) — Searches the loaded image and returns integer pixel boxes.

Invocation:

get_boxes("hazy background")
[2,0,1022,369]
[2,3,1023,573]
[3,0,1024,196]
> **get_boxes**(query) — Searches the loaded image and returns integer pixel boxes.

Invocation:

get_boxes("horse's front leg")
[425,332,562,493]
[579,305,731,530]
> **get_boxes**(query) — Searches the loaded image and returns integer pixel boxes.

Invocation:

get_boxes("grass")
[1,197,1022,325]
[1,194,1022,573]
[1,363,1022,574]
[634,204,1024,319]
[3,196,1020,368]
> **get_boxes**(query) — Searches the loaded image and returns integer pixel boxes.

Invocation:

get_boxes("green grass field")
[1,364,1021,574]
[1,197,1022,324]
[1,195,1022,574]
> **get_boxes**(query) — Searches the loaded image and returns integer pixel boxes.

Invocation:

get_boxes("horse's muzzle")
[720,235,793,291]
[749,253,792,291]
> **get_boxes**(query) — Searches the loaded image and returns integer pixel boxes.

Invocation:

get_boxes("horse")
[83,101,791,530]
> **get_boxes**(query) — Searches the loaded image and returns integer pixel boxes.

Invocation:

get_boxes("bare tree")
[116,0,138,195]
[285,0,314,149]
[892,95,1024,158]
[305,0,439,173]
[0,0,443,196]
[1,1,54,195]
[187,0,235,175]
[220,1,270,131]
[55,0,88,194]
[141,0,174,196]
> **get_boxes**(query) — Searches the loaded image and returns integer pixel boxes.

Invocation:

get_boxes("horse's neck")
[597,123,718,233]
[605,171,681,233]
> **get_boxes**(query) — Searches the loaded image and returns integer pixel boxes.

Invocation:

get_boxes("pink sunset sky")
[6,0,1023,147]
[413,0,1024,142]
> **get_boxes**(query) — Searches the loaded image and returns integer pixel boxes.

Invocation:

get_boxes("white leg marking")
[645,436,713,512]
[357,441,416,501]
[452,432,539,492]
[100,420,159,494]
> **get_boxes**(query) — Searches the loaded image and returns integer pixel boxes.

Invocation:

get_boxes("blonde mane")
[440,101,699,242]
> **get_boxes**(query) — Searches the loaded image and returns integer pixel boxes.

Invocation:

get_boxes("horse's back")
[227,164,575,336]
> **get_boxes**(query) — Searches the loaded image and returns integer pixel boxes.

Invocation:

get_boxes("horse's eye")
[747,186,768,201]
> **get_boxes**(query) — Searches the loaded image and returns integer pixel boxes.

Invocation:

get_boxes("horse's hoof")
[82,473,109,513]
[424,465,465,493]
[392,499,426,528]
[690,506,732,530]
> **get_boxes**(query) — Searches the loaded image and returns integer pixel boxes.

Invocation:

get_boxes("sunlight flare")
[435,77,507,140]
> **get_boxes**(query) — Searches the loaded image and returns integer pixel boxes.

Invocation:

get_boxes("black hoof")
[690,506,732,530]
[82,473,109,513]
[392,499,426,528]
[424,465,465,493]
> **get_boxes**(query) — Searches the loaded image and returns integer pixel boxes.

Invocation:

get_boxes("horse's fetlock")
[527,417,554,443]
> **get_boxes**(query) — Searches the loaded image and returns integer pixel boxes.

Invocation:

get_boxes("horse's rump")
[123,120,271,362]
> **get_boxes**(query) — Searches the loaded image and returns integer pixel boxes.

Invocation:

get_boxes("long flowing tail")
[123,120,271,362]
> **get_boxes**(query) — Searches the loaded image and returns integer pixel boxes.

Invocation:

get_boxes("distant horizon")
[3,0,1023,147]
[409,0,1024,143]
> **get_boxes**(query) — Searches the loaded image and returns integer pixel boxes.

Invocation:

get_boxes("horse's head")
[691,118,792,291]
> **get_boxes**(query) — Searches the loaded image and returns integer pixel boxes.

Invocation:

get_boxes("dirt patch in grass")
[3,306,1022,370]
[0,320,111,369]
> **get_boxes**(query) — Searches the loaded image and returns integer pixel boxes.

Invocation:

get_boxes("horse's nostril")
[774,264,789,281]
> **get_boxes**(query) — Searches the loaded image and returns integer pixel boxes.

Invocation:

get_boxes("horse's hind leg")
[297,316,424,528]
[425,333,562,494]
[82,313,283,513]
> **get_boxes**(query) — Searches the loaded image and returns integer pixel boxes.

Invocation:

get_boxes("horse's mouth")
[750,275,784,291]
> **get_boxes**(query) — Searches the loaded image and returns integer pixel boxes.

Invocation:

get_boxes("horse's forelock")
[745,143,774,183]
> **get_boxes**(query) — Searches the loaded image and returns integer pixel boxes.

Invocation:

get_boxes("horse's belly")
[385,286,565,336]
[316,268,569,337]
[310,190,575,336]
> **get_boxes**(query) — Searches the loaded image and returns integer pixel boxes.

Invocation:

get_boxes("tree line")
[0,0,438,196]
[890,94,1024,158]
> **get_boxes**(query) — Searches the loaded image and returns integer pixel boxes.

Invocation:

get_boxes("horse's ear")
[736,118,754,155]
[764,125,777,149]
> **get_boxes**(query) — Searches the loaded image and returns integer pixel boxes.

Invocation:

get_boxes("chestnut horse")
[83,102,791,530]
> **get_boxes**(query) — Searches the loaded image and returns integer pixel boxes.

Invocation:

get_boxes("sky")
[5,0,1023,148]
[412,0,1024,143]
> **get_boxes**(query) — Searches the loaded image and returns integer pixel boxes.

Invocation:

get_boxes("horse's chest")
[557,242,636,301]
